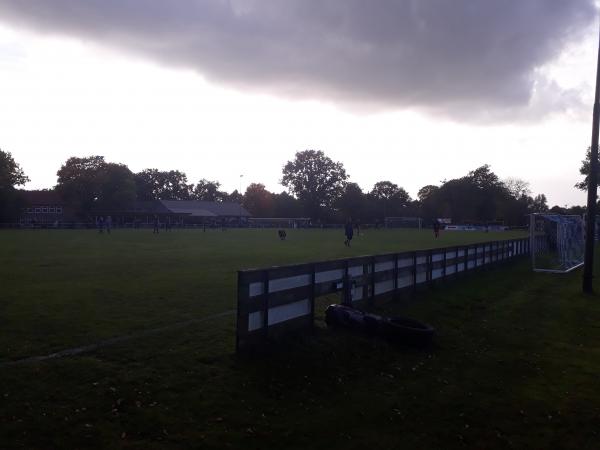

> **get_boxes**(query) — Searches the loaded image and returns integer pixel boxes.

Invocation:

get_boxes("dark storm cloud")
[0,0,595,118]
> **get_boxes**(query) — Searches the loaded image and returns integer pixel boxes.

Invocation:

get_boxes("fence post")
[443,249,447,278]
[370,256,376,304]
[393,254,399,298]
[362,260,369,301]
[309,264,316,329]
[236,271,243,352]
[427,249,433,284]
[412,251,417,292]
[483,244,486,266]
[455,248,459,274]
[343,260,351,306]
[262,270,269,337]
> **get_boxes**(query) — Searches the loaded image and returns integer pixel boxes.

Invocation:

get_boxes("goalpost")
[530,214,585,273]
[384,217,423,229]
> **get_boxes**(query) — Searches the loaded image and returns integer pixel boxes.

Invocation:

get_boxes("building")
[16,191,251,227]
[96,200,251,227]
[18,190,76,226]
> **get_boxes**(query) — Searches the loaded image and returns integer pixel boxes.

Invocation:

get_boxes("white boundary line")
[533,262,584,274]
[0,310,235,369]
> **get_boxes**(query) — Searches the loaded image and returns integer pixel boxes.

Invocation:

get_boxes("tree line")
[0,147,589,225]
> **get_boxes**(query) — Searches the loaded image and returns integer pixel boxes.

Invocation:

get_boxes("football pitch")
[2,228,600,449]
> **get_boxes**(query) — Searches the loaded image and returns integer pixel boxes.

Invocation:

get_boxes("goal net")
[530,214,584,273]
[384,217,422,229]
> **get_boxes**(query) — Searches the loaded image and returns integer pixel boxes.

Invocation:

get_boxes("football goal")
[530,214,584,273]
[384,217,422,229]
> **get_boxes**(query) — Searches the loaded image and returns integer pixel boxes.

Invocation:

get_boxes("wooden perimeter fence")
[237,237,532,351]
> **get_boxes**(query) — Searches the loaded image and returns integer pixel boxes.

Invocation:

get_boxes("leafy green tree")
[418,165,533,226]
[227,189,243,204]
[192,179,227,202]
[531,194,549,213]
[575,146,599,191]
[0,149,29,189]
[370,181,400,201]
[96,163,137,210]
[503,177,531,199]
[369,181,411,218]
[243,183,273,217]
[272,191,302,218]
[56,156,136,215]
[336,182,365,221]
[135,169,192,200]
[417,185,439,202]
[468,164,502,190]
[281,150,348,218]
[56,156,106,214]
[0,149,29,221]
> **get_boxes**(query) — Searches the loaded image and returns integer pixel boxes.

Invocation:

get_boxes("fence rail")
[236,237,532,351]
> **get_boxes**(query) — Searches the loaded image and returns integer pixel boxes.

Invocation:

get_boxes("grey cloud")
[0,0,595,119]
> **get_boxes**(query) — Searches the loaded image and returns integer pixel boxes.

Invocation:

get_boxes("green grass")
[0,228,524,360]
[2,228,600,449]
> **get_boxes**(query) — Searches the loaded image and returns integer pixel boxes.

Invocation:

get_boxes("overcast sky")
[0,0,598,206]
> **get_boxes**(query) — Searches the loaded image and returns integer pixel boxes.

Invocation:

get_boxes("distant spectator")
[98,216,104,234]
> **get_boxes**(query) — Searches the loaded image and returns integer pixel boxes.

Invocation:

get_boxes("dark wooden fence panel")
[236,237,530,351]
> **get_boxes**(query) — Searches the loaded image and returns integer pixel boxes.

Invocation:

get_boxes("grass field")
[2,228,600,449]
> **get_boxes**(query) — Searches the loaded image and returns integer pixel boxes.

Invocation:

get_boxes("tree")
[370,181,400,201]
[576,146,598,191]
[503,177,531,199]
[336,182,365,221]
[56,156,136,215]
[369,181,411,218]
[281,150,348,218]
[0,149,29,189]
[417,185,439,202]
[531,194,549,213]
[135,169,192,200]
[56,156,106,214]
[192,179,227,202]
[416,165,535,226]
[243,183,273,217]
[0,149,29,221]
[227,189,243,204]
[96,163,137,210]
[272,191,302,218]
[468,164,502,190]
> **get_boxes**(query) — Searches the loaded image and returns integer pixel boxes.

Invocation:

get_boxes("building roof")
[160,200,251,217]
[131,201,173,215]
[19,190,65,205]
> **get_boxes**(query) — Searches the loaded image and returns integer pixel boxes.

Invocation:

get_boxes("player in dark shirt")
[344,220,354,247]
[433,219,441,238]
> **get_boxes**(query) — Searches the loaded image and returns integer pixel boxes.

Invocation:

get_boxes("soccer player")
[344,219,354,247]
[433,219,440,238]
